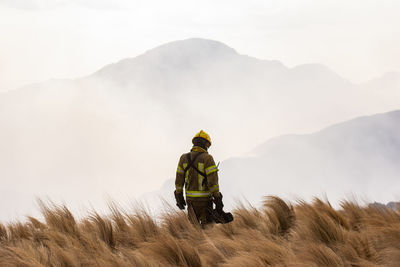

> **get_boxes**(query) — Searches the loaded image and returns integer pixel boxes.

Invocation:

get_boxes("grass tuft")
[0,196,399,266]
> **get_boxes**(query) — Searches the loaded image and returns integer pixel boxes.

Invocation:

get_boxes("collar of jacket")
[191,146,208,153]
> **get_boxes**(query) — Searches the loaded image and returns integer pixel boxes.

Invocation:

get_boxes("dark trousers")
[187,199,213,226]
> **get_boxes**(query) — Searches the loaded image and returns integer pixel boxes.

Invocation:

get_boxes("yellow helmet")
[192,130,211,145]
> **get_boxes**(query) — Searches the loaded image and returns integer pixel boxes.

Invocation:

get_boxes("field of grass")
[1,196,399,266]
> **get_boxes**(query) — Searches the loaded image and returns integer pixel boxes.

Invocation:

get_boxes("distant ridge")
[93,38,286,82]
[222,109,400,205]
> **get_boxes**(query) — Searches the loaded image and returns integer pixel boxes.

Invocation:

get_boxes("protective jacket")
[175,146,219,201]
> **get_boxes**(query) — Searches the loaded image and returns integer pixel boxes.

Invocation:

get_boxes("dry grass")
[1,196,400,266]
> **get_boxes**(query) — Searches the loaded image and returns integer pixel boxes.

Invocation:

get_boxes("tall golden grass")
[1,196,400,266]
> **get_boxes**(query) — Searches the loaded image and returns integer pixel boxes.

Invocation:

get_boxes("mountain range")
[0,38,399,220]
[222,109,400,205]
[150,109,400,209]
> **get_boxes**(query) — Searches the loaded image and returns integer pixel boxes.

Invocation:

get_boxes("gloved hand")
[213,192,224,213]
[174,190,186,210]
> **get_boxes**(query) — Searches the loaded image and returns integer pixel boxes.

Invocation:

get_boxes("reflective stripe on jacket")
[175,146,219,200]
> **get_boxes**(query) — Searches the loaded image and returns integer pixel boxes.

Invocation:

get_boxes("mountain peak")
[94,38,239,77]
[144,38,238,58]
[136,38,239,69]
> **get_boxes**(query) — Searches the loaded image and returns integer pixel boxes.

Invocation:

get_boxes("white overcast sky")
[1,0,400,92]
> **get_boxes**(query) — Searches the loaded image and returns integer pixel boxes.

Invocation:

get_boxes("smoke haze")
[1,38,400,220]
[1,1,400,221]
[1,0,400,92]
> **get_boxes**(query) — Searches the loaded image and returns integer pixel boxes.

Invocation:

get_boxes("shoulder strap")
[184,152,207,179]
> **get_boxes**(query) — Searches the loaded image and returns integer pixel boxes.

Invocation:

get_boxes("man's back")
[176,146,219,201]
[174,130,224,226]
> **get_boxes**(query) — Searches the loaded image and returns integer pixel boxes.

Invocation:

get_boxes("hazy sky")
[1,0,400,92]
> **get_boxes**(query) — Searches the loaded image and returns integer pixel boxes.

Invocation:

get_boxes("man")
[174,130,224,227]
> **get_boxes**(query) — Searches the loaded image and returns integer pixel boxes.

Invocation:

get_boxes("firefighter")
[174,130,224,227]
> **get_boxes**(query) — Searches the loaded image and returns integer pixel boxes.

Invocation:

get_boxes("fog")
[1,0,400,92]
[1,1,400,221]
[1,38,399,221]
